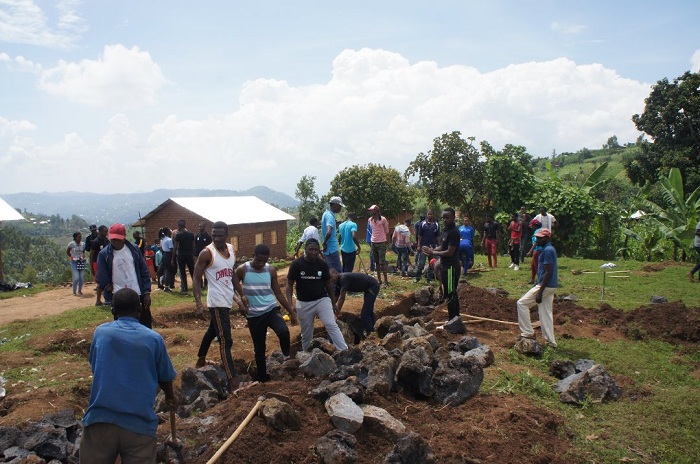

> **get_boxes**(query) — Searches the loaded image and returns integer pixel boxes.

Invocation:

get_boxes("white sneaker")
[514,265,520,271]
[508,263,515,269]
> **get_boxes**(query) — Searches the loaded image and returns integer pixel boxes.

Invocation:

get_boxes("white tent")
[0,197,25,281]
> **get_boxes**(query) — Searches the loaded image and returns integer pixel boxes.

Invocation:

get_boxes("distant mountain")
[1,187,298,225]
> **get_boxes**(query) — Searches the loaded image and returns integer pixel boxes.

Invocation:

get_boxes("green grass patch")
[0,283,53,300]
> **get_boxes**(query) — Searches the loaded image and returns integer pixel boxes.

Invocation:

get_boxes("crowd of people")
[72,200,560,462]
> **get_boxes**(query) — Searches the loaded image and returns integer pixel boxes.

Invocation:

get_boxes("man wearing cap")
[338,212,361,273]
[84,225,99,282]
[80,288,177,464]
[97,223,153,328]
[516,228,558,348]
[368,205,390,286]
[322,196,344,273]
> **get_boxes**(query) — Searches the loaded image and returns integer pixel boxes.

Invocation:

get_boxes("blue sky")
[1,1,698,197]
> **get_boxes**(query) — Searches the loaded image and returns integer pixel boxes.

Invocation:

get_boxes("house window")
[255,233,264,245]
[271,230,278,245]
[231,236,239,251]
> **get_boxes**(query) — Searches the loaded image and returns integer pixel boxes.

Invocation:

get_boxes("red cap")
[108,223,127,240]
[367,204,379,211]
[534,228,551,238]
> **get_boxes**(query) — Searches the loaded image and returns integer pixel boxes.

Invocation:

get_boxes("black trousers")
[247,308,290,381]
[440,262,461,319]
[341,251,357,273]
[177,253,195,291]
[197,307,237,387]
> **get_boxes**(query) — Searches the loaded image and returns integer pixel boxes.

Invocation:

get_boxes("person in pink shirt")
[368,205,390,286]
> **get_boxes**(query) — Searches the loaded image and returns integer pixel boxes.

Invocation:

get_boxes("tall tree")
[405,131,485,217]
[294,175,319,227]
[329,164,414,218]
[481,142,536,214]
[626,71,700,192]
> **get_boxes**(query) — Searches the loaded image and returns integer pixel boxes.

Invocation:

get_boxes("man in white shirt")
[534,207,558,232]
[294,217,321,257]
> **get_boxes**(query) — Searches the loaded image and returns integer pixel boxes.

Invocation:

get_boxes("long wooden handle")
[206,400,263,464]
[169,410,177,442]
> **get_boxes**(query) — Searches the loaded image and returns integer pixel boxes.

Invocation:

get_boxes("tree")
[635,167,700,261]
[405,131,485,217]
[626,71,700,192]
[329,164,414,218]
[481,142,536,214]
[294,175,319,227]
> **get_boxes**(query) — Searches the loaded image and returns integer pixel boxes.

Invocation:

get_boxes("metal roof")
[169,196,295,225]
[0,198,24,221]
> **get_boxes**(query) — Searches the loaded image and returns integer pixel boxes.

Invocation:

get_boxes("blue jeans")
[459,245,474,273]
[70,261,85,294]
[361,281,381,332]
[395,246,409,274]
[692,247,700,274]
[324,251,342,273]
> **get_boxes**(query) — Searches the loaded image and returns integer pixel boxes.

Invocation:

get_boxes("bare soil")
[1,275,699,463]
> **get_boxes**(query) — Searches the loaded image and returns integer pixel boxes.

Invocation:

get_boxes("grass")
[0,283,52,300]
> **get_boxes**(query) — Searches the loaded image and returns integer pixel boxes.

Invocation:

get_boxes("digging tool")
[357,253,369,274]
[165,409,185,462]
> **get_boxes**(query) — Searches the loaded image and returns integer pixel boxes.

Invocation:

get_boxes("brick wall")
[142,202,289,260]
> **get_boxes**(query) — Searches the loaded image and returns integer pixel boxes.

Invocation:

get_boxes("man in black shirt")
[423,208,461,319]
[330,269,381,334]
[286,239,348,351]
[89,225,110,306]
[84,224,99,282]
[194,222,213,289]
[172,219,195,294]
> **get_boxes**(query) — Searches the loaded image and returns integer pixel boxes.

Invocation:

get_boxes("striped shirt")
[242,262,277,317]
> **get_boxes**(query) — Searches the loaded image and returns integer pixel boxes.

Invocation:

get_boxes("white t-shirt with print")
[112,247,141,295]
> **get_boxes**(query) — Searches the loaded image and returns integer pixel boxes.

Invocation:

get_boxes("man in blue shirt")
[415,210,439,283]
[80,288,177,463]
[516,228,558,348]
[338,212,361,273]
[322,196,344,272]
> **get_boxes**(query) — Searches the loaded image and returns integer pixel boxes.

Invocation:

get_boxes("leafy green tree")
[1,225,69,284]
[481,142,536,214]
[405,131,485,217]
[295,175,319,227]
[626,71,700,192]
[635,167,700,260]
[329,164,414,218]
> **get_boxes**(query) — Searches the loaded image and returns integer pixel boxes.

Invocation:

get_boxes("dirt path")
[0,283,99,326]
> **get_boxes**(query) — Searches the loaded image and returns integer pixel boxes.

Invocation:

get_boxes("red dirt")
[1,281,699,463]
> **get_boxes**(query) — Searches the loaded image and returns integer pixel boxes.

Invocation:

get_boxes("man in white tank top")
[192,221,245,391]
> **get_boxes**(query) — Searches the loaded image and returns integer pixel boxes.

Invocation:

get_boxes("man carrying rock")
[286,238,348,351]
[80,288,176,464]
[235,244,297,382]
[330,268,381,334]
[516,228,558,348]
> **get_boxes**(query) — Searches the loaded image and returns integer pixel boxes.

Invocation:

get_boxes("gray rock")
[309,338,339,355]
[432,355,484,406]
[296,350,312,364]
[311,377,366,403]
[0,426,23,452]
[485,287,509,297]
[43,409,77,429]
[513,337,544,356]
[380,331,404,351]
[23,427,67,461]
[359,346,396,395]
[182,389,220,416]
[443,316,466,334]
[314,430,358,464]
[360,405,406,440]
[550,360,576,379]
[384,431,436,463]
[4,446,31,461]
[299,348,338,378]
[325,393,364,434]
[452,336,481,353]
[553,364,622,404]
[575,359,596,373]
[409,303,435,317]
[259,397,302,432]
[401,334,440,356]
[650,295,668,304]
[334,347,363,367]
[464,345,494,368]
[414,287,434,305]
[402,323,430,339]
[180,368,215,404]
[394,346,434,397]
[375,316,399,338]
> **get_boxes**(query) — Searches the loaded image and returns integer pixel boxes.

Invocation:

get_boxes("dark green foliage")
[1,225,70,284]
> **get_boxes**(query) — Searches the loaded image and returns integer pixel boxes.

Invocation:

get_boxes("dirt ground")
[1,275,699,463]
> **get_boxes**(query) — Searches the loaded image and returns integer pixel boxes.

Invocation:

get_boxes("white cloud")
[0,48,649,195]
[0,52,42,72]
[691,49,700,73]
[38,44,167,108]
[551,21,587,35]
[0,0,85,48]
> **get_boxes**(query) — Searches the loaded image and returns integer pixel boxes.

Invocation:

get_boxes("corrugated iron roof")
[0,197,24,221]
[170,196,295,225]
